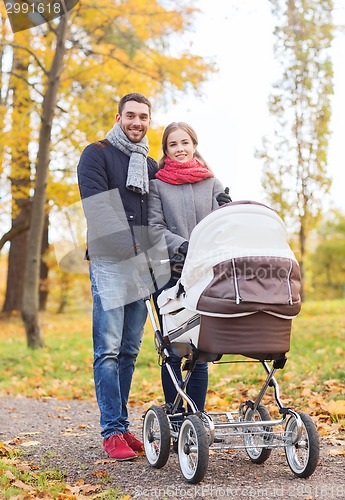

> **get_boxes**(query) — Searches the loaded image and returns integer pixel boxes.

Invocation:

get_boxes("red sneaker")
[123,431,144,452]
[103,433,137,461]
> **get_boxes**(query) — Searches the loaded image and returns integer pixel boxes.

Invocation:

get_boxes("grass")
[0,299,344,411]
[0,311,95,400]
[0,447,66,499]
[0,454,125,499]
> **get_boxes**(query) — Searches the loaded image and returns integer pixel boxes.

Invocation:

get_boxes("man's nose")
[133,116,141,125]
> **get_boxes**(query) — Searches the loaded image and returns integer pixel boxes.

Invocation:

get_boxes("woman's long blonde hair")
[158,122,210,170]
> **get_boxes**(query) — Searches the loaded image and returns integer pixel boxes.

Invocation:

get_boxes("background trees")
[258,0,335,299]
[309,211,345,299]
[0,0,214,347]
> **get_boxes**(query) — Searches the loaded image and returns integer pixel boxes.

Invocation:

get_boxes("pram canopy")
[158,201,301,360]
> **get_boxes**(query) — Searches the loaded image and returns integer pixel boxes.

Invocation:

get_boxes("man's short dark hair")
[118,93,152,117]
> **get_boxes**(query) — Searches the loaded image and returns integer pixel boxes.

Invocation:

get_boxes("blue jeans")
[161,353,208,414]
[153,277,208,414]
[90,258,147,438]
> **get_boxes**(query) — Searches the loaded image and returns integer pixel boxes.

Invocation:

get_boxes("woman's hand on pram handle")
[179,241,189,257]
[216,187,232,206]
[170,252,185,280]
[170,242,189,280]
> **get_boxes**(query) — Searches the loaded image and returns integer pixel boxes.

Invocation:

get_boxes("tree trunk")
[21,14,69,348]
[39,215,49,311]
[2,212,50,312]
[2,47,31,312]
[2,207,29,312]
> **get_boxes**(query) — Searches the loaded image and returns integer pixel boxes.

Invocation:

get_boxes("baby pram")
[142,201,319,484]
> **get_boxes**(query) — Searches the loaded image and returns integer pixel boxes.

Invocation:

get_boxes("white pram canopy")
[158,201,301,359]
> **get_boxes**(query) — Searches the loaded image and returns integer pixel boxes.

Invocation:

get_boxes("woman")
[148,122,231,428]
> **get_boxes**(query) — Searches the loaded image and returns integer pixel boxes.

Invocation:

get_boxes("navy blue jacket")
[77,139,158,260]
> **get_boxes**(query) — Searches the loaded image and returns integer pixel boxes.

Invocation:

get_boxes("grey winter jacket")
[148,177,224,258]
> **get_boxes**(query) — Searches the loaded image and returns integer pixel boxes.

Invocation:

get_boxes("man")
[77,93,158,460]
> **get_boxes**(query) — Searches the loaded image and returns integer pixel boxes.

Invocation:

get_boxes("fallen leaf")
[95,459,118,464]
[4,469,16,480]
[92,470,109,478]
[328,448,345,456]
[64,483,100,494]
[16,463,33,472]
[20,441,40,447]
[48,414,71,420]
[62,432,87,437]
[12,479,36,492]
[79,484,100,493]
[0,442,15,456]
[18,432,41,436]
[328,400,345,417]
[317,423,333,436]
[328,438,345,447]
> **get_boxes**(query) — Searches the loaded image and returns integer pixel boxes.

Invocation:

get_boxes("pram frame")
[143,296,319,484]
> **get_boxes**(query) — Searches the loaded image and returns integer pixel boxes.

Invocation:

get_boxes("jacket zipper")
[287,260,293,305]
[232,259,242,304]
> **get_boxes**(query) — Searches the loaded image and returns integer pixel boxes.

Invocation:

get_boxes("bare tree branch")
[4,70,45,99]
[0,218,30,252]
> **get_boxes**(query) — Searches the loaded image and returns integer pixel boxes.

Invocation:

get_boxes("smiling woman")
[147,120,230,433]
[166,128,196,162]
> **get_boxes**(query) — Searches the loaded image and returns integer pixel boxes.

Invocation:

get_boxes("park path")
[1,396,345,499]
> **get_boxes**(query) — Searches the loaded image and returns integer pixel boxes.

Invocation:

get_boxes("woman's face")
[165,128,196,162]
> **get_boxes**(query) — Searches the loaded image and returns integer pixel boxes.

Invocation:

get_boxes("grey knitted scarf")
[106,123,150,194]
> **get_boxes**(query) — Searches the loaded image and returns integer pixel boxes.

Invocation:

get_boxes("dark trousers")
[152,277,208,414]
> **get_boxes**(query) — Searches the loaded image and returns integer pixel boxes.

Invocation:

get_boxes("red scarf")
[155,157,214,184]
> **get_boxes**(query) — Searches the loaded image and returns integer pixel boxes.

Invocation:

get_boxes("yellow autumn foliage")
[1,0,215,214]
[327,400,345,418]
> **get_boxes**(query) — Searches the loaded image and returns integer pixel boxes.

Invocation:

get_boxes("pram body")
[143,201,319,484]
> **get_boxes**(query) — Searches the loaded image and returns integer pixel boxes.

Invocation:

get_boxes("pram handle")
[144,297,170,352]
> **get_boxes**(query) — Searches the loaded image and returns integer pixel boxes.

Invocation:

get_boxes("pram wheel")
[243,404,272,464]
[143,406,170,469]
[178,415,209,484]
[285,411,319,478]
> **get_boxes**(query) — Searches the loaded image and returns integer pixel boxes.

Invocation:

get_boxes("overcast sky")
[154,0,345,212]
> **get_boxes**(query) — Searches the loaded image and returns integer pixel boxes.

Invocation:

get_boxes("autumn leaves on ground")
[0,299,344,498]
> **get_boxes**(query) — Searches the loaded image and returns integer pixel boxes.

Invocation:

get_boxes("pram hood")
[179,201,301,319]
[157,201,301,358]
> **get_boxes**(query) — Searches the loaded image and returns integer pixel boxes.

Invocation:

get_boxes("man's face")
[116,101,151,143]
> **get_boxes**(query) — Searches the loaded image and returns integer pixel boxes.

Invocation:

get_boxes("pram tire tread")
[285,411,319,478]
[243,404,272,464]
[178,415,209,484]
[143,406,170,469]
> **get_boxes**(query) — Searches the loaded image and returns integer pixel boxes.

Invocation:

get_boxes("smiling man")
[77,93,158,461]
[116,98,150,143]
